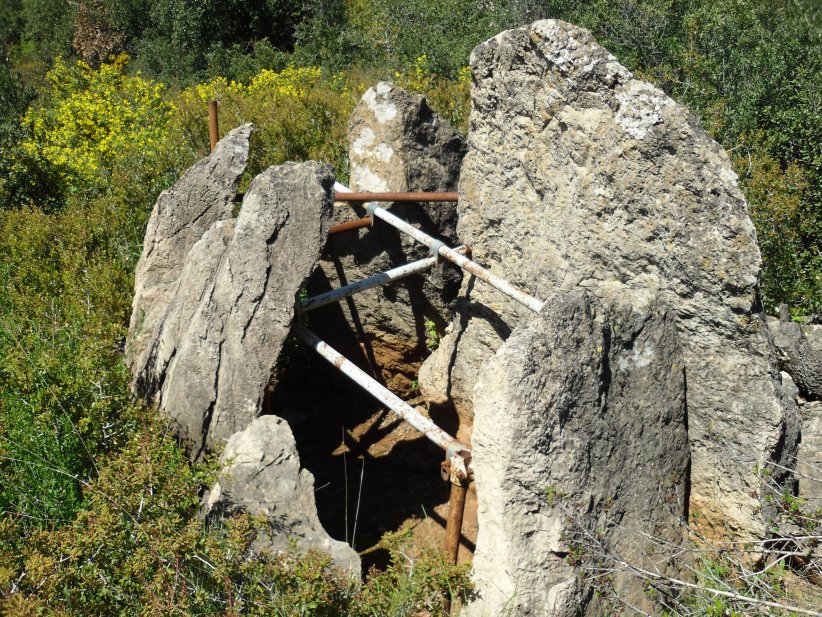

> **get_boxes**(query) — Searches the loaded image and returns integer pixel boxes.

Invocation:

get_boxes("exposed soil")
[267,325,477,571]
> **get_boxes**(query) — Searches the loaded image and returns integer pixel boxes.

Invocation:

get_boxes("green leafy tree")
[296,0,514,76]
[124,0,302,83]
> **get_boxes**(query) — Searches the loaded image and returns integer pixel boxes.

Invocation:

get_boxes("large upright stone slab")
[158,161,334,455]
[128,124,253,391]
[422,20,797,538]
[311,83,465,392]
[466,291,690,616]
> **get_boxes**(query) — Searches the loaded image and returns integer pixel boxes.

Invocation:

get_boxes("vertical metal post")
[442,472,469,616]
[444,480,468,565]
[208,100,219,152]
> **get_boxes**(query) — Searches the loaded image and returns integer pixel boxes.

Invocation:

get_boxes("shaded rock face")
[203,416,360,572]
[796,402,822,510]
[422,19,797,537]
[129,154,334,455]
[768,316,822,401]
[466,291,690,617]
[769,315,822,510]
[309,83,466,393]
[128,124,253,387]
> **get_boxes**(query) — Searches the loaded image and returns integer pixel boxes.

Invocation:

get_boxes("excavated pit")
[266,235,478,571]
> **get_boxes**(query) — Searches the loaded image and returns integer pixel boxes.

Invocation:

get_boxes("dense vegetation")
[1,1,819,614]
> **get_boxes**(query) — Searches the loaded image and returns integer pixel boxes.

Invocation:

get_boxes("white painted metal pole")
[332,182,544,314]
[294,323,471,469]
[370,207,545,313]
[299,256,437,313]
[298,246,469,314]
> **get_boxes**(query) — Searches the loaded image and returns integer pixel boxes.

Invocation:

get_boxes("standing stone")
[203,415,360,573]
[128,124,253,392]
[158,161,334,455]
[467,291,690,617]
[127,138,351,570]
[421,20,797,538]
[311,83,465,392]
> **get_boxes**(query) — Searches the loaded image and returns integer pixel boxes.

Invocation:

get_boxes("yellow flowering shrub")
[393,57,471,132]
[393,54,435,93]
[170,65,364,183]
[21,56,174,192]
[247,65,323,96]
[189,76,246,104]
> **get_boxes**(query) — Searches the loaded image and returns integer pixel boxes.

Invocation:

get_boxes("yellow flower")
[21,55,173,191]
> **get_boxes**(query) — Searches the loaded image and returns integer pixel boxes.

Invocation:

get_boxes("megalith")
[466,291,690,616]
[421,19,797,539]
[311,83,466,392]
[203,415,360,572]
[129,157,334,455]
[128,124,253,391]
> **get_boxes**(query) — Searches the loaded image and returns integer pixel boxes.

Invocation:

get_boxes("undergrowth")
[1,410,469,615]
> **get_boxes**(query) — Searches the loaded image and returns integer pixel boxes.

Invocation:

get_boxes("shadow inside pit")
[265,327,452,573]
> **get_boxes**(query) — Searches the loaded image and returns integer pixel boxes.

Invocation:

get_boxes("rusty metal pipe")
[334,191,458,203]
[444,481,468,565]
[294,324,472,469]
[208,100,219,152]
[328,217,372,235]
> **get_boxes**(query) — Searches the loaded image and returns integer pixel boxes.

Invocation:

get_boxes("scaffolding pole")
[293,324,472,469]
[298,247,467,314]
[371,206,545,313]
[334,191,458,203]
[332,183,544,313]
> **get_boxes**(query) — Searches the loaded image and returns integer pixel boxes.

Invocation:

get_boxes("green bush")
[168,65,362,182]
[0,200,143,539]
[295,0,513,77]
[1,409,469,615]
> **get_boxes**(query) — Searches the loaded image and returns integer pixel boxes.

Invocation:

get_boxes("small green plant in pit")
[352,522,472,616]
[545,485,566,507]
[425,318,440,351]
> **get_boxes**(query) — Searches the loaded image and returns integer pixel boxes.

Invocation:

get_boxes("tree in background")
[295,0,515,76]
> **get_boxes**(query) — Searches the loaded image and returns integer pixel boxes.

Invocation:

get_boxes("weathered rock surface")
[466,291,690,617]
[768,315,822,400]
[310,83,465,392]
[422,19,797,538]
[131,158,334,455]
[128,124,253,391]
[797,402,822,510]
[203,415,360,572]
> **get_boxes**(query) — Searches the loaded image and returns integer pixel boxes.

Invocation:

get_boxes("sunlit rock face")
[129,150,334,455]
[418,19,797,613]
[310,82,466,394]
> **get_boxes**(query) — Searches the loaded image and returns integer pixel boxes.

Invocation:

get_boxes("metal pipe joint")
[441,442,472,486]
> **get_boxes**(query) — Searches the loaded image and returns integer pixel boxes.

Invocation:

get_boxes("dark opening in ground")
[266,278,476,573]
